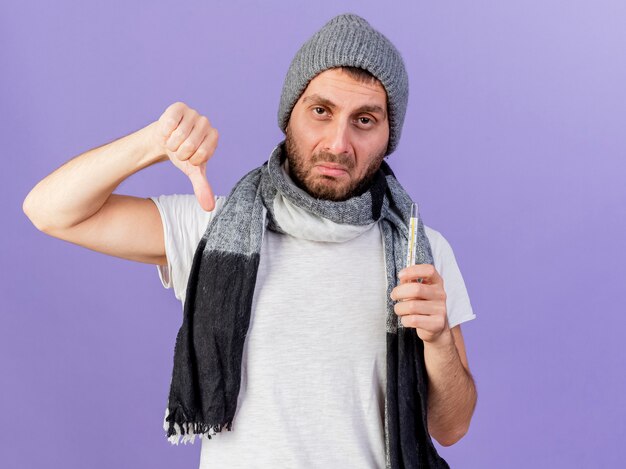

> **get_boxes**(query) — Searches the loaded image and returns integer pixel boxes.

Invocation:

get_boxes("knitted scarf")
[163,142,450,468]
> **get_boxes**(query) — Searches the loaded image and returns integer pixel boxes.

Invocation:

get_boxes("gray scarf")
[164,142,449,468]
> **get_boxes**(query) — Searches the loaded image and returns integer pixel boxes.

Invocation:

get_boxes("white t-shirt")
[150,193,475,469]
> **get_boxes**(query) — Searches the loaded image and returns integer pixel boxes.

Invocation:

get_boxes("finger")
[401,313,447,333]
[398,263,442,284]
[394,298,446,317]
[165,109,197,153]
[173,116,211,162]
[391,281,444,302]
[187,162,216,212]
[188,127,219,166]
[157,102,186,141]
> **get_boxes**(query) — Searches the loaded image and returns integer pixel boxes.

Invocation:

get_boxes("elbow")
[22,192,32,218]
[23,192,56,233]
[22,194,46,232]
[432,423,470,447]
[22,194,38,227]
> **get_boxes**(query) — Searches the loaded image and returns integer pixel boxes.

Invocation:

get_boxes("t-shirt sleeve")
[149,194,226,303]
[425,226,476,329]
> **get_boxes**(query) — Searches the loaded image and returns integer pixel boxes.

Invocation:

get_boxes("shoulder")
[148,194,228,301]
[423,224,476,328]
[422,224,460,277]
[423,225,453,261]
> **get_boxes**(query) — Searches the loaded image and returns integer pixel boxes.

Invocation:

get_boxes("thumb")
[187,162,215,212]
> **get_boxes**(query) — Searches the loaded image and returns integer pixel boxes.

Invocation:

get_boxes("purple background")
[3,1,625,468]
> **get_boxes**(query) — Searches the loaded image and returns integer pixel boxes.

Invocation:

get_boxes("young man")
[23,13,476,469]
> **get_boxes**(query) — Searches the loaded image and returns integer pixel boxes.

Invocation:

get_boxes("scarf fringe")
[163,407,233,445]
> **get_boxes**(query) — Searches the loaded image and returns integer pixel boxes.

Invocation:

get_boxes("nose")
[323,118,351,155]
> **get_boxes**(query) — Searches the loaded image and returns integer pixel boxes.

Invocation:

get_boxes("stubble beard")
[284,127,386,202]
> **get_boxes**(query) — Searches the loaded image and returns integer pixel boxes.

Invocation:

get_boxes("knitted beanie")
[277,13,409,156]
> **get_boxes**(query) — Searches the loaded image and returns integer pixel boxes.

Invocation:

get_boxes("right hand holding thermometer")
[392,203,451,343]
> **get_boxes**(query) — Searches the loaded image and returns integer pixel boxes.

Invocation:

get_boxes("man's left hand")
[391,264,449,344]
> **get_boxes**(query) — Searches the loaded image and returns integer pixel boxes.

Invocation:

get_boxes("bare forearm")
[23,121,165,231]
[424,329,477,446]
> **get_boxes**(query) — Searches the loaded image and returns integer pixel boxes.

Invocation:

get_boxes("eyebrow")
[302,93,387,119]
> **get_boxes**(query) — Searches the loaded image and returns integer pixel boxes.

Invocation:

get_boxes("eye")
[313,107,326,115]
[356,116,376,128]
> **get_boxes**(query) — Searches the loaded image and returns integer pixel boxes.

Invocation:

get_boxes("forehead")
[298,68,387,110]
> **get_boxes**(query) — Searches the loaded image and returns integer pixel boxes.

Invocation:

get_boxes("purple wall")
[4,1,625,467]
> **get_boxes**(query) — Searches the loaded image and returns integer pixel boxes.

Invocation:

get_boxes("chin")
[304,177,354,201]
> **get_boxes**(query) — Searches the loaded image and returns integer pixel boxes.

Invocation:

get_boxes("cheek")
[355,125,388,149]
[290,122,319,151]
[356,133,388,159]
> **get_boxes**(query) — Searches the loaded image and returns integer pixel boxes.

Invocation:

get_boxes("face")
[285,68,390,201]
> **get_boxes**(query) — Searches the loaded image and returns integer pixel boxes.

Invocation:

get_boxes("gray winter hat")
[278,13,409,156]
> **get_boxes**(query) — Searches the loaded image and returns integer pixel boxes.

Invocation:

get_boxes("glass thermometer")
[405,203,424,283]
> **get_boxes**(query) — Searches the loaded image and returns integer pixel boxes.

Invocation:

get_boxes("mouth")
[314,163,349,177]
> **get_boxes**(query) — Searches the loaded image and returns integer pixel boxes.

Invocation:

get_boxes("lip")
[315,163,349,177]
